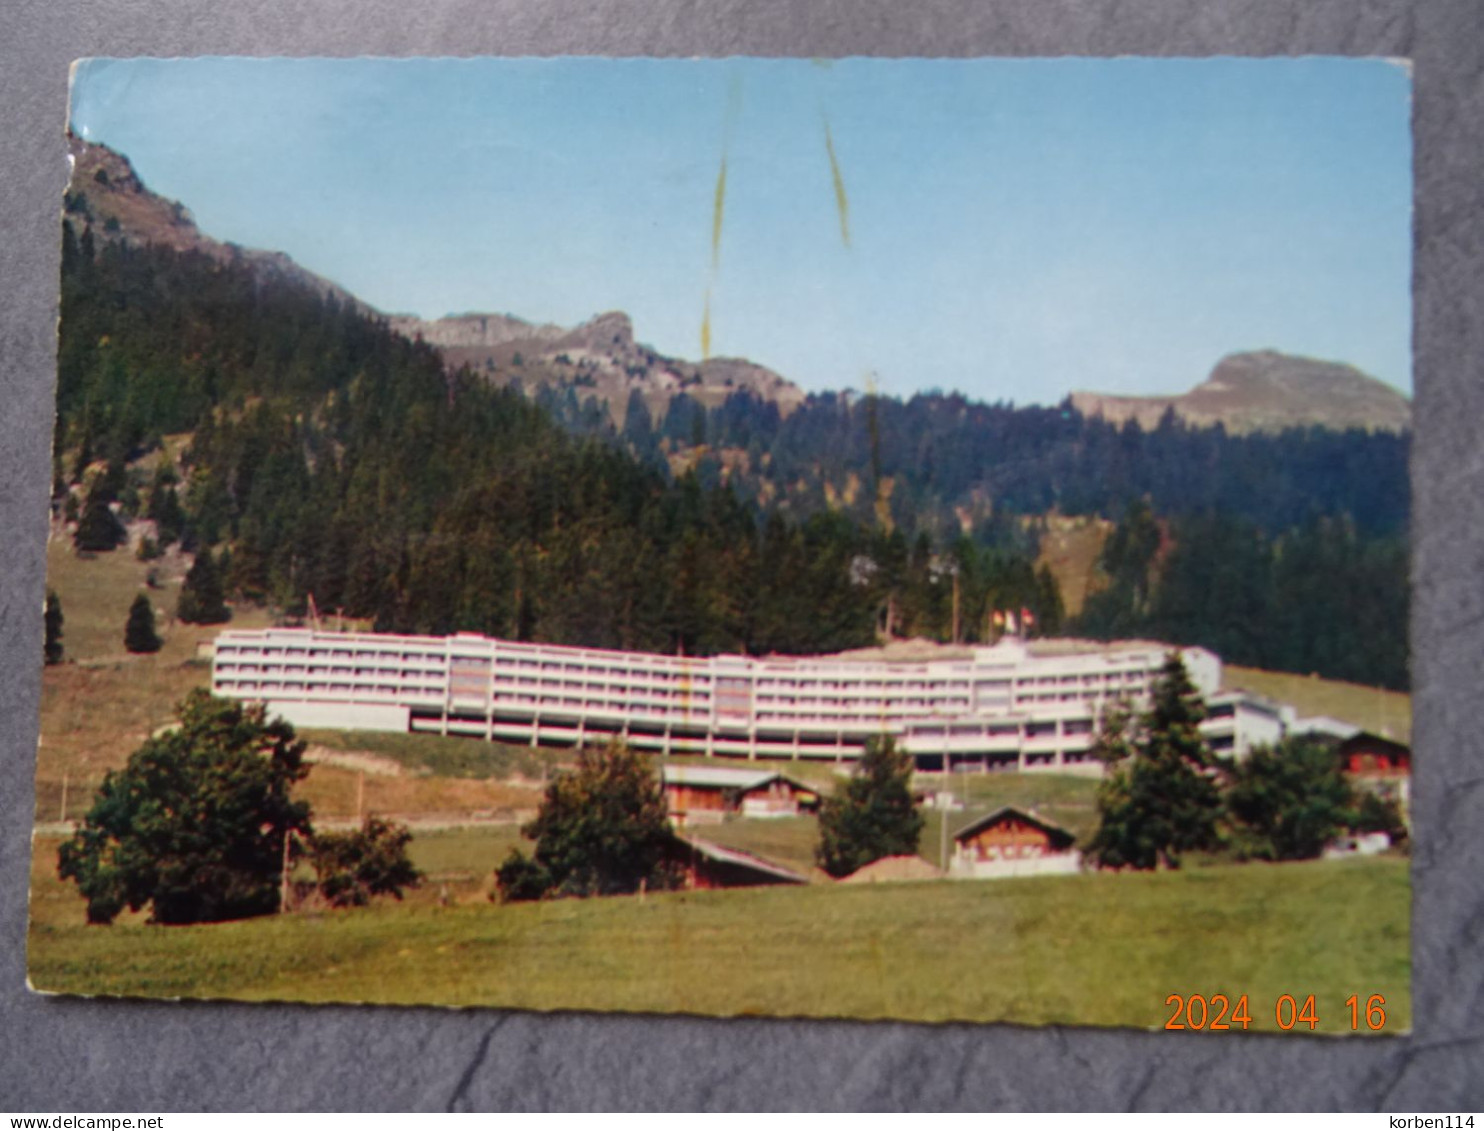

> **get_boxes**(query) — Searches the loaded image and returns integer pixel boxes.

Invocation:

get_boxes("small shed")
[663,834,809,890]
[661,764,821,826]
[841,854,944,884]
[949,805,1081,879]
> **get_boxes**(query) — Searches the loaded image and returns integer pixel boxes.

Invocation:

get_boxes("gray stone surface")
[2,0,1479,1111]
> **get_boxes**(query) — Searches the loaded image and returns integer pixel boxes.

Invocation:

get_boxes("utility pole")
[356,770,365,823]
[939,791,950,873]
[939,732,950,872]
[59,772,69,823]
[951,569,961,645]
[279,829,292,914]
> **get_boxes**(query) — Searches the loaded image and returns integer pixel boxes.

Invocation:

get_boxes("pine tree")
[44,591,64,665]
[124,593,162,654]
[1088,654,1222,870]
[73,493,124,553]
[816,735,924,878]
[177,549,230,625]
[147,483,185,548]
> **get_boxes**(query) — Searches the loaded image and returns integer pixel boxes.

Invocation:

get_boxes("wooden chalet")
[1336,732,1411,778]
[949,805,1081,879]
[1335,730,1411,814]
[661,764,822,826]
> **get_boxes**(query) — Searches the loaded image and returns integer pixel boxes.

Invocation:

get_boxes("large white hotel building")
[209,628,1310,772]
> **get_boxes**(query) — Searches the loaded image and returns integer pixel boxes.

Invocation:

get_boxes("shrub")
[305,817,421,908]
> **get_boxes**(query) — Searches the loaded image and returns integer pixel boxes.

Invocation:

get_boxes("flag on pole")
[1022,606,1036,627]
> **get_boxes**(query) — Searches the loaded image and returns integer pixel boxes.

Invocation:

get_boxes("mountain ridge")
[1070,351,1410,435]
[66,134,375,316]
[66,136,1404,436]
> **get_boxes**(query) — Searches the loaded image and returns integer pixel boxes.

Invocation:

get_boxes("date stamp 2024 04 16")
[1164,993,1391,1032]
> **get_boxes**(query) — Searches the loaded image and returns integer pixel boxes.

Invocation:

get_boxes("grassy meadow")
[27,833,1409,1031]
[1226,665,1412,744]
[31,539,1412,1030]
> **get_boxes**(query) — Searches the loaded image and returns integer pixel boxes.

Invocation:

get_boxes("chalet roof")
[1336,731,1412,761]
[661,764,820,796]
[672,835,809,885]
[952,805,1077,849]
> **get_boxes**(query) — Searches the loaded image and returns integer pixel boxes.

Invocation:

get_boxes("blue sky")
[69,56,1412,404]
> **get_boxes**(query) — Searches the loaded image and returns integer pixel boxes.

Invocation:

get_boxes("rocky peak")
[561,311,634,352]
[1070,350,1410,435]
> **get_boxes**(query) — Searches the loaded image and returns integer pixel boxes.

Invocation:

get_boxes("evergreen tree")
[123,593,162,654]
[1087,654,1222,870]
[147,483,185,548]
[72,493,124,553]
[816,735,924,878]
[177,548,230,625]
[44,591,64,665]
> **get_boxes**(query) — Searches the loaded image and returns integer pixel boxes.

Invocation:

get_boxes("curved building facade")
[208,628,1252,772]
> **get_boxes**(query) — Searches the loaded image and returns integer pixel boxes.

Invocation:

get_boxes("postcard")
[30,56,1412,1031]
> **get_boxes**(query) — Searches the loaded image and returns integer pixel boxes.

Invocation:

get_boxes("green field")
[300,728,559,781]
[1226,665,1411,744]
[31,545,1413,1031]
[27,835,1408,1032]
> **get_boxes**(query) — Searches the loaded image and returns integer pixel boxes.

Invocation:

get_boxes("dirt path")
[302,744,406,777]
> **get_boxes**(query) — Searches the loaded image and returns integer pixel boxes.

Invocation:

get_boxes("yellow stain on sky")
[823,120,851,249]
[711,156,727,271]
[700,77,743,360]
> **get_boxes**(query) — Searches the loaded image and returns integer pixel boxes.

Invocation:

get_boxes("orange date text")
[1163,993,1388,1032]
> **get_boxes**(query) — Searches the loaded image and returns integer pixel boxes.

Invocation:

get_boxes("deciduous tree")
[1225,737,1406,860]
[495,739,679,901]
[58,690,311,924]
[304,816,421,908]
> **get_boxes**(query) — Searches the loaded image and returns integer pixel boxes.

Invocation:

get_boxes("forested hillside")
[555,374,1410,691]
[1078,501,1409,690]
[603,387,1409,543]
[54,219,1061,656]
[55,159,1410,688]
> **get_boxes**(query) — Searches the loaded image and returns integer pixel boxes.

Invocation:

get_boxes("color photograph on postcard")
[29,56,1411,1030]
